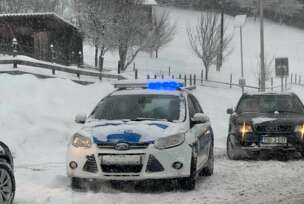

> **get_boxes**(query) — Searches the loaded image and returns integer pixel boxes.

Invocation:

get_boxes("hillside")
[84,7,304,88]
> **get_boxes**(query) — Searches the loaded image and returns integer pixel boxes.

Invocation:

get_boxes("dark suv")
[226,93,304,160]
[0,142,15,204]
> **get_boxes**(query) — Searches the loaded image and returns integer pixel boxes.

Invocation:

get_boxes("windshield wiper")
[131,117,172,122]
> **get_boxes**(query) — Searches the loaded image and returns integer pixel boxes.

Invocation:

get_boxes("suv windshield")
[236,95,304,114]
[91,94,184,122]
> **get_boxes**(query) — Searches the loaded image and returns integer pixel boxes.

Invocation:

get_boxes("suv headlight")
[295,124,304,140]
[239,122,253,140]
[154,133,185,150]
[72,133,92,148]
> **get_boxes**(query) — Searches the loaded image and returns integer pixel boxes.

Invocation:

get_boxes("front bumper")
[66,143,192,181]
[230,133,304,153]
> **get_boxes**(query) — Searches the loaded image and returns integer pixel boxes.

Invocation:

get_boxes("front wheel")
[0,162,15,204]
[71,177,89,192]
[227,135,243,160]
[200,142,214,176]
[178,150,197,190]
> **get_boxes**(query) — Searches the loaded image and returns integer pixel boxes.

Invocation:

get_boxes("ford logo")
[115,143,129,151]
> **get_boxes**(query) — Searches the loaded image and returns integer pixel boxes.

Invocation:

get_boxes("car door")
[188,95,211,169]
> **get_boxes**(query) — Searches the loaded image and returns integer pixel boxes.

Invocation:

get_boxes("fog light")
[172,162,183,170]
[69,161,78,169]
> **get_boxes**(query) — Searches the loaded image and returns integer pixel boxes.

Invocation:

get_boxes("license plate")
[101,155,142,165]
[262,137,287,144]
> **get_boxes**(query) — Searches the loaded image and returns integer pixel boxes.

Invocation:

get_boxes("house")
[0,13,83,65]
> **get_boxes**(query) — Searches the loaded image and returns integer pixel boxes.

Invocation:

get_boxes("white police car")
[67,81,214,190]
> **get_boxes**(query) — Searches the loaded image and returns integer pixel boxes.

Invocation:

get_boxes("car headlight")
[239,122,253,138]
[154,133,185,150]
[295,124,304,140]
[72,133,92,148]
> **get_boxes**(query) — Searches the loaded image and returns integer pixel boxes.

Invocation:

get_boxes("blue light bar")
[147,81,184,90]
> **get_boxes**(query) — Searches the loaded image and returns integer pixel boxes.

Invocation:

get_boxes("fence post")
[291,73,293,84]
[154,74,157,79]
[295,74,298,85]
[194,74,196,86]
[147,74,150,80]
[135,69,138,80]
[12,38,18,68]
[179,74,182,80]
[133,62,136,72]
[271,78,273,91]
[168,67,171,76]
[230,74,232,88]
[77,72,80,78]
[117,60,121,74]
[258,79,261,92]
[190,74,192,86]
[285,76,288,90]
[201,70,204,85]
[52,69,55,75]
[184,74,187,86]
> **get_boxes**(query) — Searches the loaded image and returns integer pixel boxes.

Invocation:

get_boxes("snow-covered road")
[1,75,304,204]
[14,152,304,204]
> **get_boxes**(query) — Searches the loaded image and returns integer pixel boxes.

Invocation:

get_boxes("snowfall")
[1,7,304,204]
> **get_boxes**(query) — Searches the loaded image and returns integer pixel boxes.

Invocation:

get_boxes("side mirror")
[226,108,234,115]
[75,113,87,124]
[192,113,210,124]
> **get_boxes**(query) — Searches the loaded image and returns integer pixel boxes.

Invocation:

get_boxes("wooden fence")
[0,58,125,84]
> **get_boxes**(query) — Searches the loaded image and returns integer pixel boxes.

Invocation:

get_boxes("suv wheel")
[0,162,15,204]
[200,142,214,176]
[178,151,197,190]
[71,177,89,192]
[227,135,242,160]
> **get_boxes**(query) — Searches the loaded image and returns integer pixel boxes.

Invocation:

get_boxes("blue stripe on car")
[148,123,168,129]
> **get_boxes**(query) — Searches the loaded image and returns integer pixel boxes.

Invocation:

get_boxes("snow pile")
[0,74,113,165]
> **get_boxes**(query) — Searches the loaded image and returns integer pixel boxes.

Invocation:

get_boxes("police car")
[67,81,214,190]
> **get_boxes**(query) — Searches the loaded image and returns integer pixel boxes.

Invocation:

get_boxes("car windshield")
[91,94,185,122]
[236,95,304,114]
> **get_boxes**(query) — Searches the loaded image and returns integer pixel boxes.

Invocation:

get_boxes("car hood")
[79,120,186,144]
[234,112,304,126]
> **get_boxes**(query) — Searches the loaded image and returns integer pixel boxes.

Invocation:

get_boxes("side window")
[187,96,196,118]
[189,95,203,113]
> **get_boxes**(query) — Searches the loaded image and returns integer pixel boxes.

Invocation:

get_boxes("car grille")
[97,143,150,150]
[101,164,143,173]
[255,124,293,133]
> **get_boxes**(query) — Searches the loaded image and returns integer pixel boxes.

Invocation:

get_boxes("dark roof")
[0,12,78,30]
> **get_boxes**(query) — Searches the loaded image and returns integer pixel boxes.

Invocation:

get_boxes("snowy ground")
[0,74,304,204]
[1,6,304,204]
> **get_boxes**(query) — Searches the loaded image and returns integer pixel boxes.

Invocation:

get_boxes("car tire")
[178,150,197,191]
[0,162,15,204]
[0,142,14,170]
[71,177,89,192]
[200,141,214,176]
[227,135,242,160]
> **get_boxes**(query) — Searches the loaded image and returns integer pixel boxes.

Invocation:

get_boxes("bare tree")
[109,0,154,71]
[148,10,176,58]
[75,0,113,67]
[232,0,302,23]
[187,11,231,80]
[253,54,274,83]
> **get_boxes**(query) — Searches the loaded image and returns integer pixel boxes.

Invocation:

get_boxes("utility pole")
[259,0,266,92]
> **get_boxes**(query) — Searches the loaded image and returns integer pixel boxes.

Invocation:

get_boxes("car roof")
[111,88,184,96]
